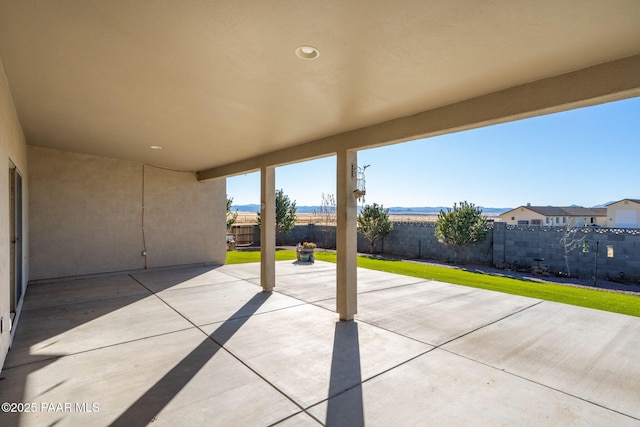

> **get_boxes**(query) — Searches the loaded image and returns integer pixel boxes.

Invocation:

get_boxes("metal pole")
[593,239,599,287]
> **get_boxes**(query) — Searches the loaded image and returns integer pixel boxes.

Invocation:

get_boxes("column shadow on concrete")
[325,321,364,427]
[1,268,221,426]
[110,292,271,426]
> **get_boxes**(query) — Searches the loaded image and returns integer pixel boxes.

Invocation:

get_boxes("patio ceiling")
[1,1,640,174]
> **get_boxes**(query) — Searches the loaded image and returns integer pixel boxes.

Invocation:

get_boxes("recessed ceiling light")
[149,145,162,150]
[295,45,319,60]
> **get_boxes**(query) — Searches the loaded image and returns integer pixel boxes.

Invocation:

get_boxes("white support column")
[336,150,358,320]
[260,166,276,292]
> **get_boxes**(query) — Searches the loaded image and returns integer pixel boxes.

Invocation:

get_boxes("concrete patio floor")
[1,261,639,426]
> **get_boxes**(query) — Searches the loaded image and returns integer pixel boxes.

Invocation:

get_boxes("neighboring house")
[606,199,640,228]
[499,204,607,227]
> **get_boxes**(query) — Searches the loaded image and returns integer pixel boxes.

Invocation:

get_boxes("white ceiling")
[1,1,640,172]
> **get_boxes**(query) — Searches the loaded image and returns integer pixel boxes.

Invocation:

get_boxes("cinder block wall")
[495,223,640,280]
[28,146,226,280]
[273,222,640,281]
[372,222,493,264]
[272,222,493,265]
[251,224,337,249]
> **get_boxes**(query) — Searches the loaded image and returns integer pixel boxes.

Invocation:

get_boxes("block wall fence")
[245,221,640,282]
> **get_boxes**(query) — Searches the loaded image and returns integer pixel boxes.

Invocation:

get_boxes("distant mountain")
[231,204,512,214]
[297,205,327,213]
[232,202,616,214]
[230,204,322,213]
[231,204,260,212]
[479,207,514,214]
[592,201,615,208]
[386,206,511,214]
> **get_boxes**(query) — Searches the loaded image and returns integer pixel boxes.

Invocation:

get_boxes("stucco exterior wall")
[500,208,547,225]
[28,146,226,281]
[0,59,29,370]
[500,208,607,227]
[607,200,640,228]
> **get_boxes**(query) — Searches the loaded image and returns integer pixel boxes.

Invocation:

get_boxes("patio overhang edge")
[197,54,640,181]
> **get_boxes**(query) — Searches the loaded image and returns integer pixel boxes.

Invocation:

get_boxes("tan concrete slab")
[157,280,306,326]
[5,294,193,368]
[273,412,322,426]
[315,280,541,345]
[307,349,640,426]
[130,264,240,292]
[269,261,423,293]
[215,262,261,279]
[256,269,339,302]
[279,260,337,273]
[245,260,336,283]
[252,261,425,304]
[0,328,300,426]
[443,301,640,420]
[22,274,149,310]
[355,267,428,292]
[201,303,432,409]
[5,264,637,426]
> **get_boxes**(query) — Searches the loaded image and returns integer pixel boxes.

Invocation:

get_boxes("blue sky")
[227,97,639,209]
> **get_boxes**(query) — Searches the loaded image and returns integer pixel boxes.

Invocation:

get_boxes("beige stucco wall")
[28,146,226,281]
[607,200,640,228]
[500,208,607,227]
[0,59,29,370]
[500,208,546,225]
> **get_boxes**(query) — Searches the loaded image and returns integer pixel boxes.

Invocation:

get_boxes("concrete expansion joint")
[352,279,434,296]
[2,328,194,371]
[208,333,311,420]
[128,274,203,332]
[436,300,545,348]
[424,299,640,419]
[445,347,640,423]
[349,300,545,363]
[268,410,322,426]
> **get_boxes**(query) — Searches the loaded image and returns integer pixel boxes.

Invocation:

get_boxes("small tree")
[559,219,587,277]
[314,193,337,248]
[226,196,238,230]
[435,201,487,263]
[314,193,337,226]
[256,189,297,241]
[357,203,393,253]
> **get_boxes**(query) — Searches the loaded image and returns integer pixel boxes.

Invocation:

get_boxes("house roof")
[502,206,607,217]
[1,2,640,176]
[606,199,640,206]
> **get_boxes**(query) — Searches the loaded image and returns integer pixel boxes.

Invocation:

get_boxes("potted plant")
[296,242,317,262]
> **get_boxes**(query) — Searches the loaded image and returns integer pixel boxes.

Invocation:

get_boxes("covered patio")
[2,3,640,424]
[1,262,638,425]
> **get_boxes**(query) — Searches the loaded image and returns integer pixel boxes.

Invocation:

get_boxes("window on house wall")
[518,220,529,225]
[546,218,551,224]
[531,219,542,226]
[555,217,560,224]
[563,217,567,224]
[511,216,515,220]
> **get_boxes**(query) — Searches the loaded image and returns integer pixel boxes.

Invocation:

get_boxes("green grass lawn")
[225,250,640,317]
[224,249,298,264]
